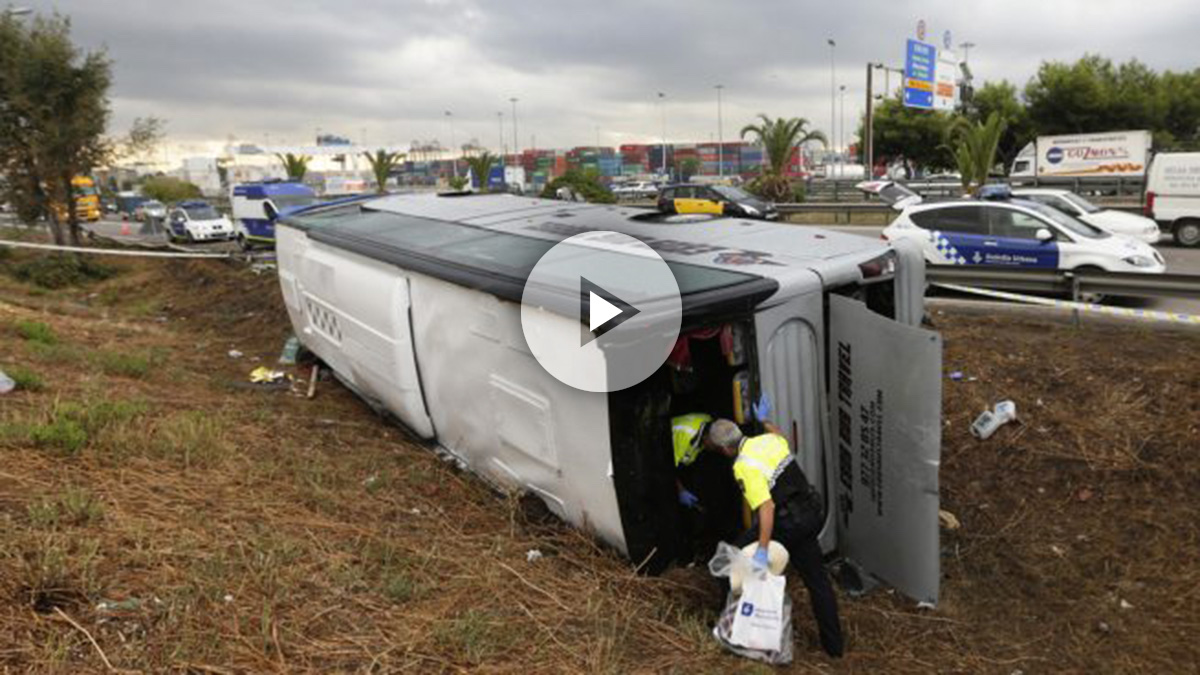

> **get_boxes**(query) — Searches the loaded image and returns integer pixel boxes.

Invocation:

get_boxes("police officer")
[671,412,712,508]
[707,403,845,658]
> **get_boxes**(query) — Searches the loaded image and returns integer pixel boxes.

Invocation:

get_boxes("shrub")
[6,364,45,391]
[29,418,88,454]
[540,169,616,204]
[10,255,115,289]
[14,320,57,345]
[92,350,152,378]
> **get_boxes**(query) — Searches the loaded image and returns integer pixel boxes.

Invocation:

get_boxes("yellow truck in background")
[51,176,102,223]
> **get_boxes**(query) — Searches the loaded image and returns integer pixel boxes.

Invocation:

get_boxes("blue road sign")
[904,38,936,109]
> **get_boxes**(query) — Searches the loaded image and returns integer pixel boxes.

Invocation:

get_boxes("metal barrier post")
[1069,272,1081,328]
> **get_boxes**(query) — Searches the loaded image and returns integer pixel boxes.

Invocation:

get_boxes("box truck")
[1010,130,1151,179]
[276,193,945,604]
[1145,152,1200,246]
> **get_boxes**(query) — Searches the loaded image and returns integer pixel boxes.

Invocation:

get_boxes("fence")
[803,176,1146,203]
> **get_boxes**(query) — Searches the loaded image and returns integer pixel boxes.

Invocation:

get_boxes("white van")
[277,193,945,604]
[1145,152,1200,247]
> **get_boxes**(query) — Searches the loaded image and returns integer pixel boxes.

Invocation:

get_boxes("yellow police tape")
[933,282,1200,326]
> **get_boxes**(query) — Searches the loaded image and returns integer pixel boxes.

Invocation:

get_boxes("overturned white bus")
[276,193,944,604]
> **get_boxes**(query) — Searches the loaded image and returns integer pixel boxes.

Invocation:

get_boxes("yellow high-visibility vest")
[733,434,793,510]
[671,413,712,467]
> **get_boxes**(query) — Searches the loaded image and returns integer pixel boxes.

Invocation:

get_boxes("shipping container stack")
[619,144,651,176]
[740,144,765,178]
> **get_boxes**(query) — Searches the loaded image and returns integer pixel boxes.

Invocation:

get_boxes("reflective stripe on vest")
[671,413,712,467]
[735,434,795,491]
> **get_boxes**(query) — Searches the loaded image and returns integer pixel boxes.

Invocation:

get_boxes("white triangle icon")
[589,291,622,331]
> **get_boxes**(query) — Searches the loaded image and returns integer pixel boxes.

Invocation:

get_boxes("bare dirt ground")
[1,243,1198,673]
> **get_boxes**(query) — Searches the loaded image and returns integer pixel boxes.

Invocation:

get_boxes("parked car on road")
[657,184,778,220]
[135,200,167,222]
[859,182,1165,284]
[1145,152,1200,247]
[1012,188,1160,244]
[611,181,659,199]
[167,201,234,243]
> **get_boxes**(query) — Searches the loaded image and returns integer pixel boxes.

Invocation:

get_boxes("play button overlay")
[521,231,682,393]
[582,277,639,344]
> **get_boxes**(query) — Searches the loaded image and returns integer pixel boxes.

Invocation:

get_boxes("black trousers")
[736,500,845,658]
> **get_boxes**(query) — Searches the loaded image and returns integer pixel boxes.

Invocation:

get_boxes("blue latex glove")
[752,545,770,571]
[678,488,700,509]
[752,393,772,424]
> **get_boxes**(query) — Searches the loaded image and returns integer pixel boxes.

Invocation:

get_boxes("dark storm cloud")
[29,0,1200,147]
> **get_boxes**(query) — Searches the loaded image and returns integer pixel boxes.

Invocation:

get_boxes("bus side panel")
[407,275,628,554]
[276,226,434,438]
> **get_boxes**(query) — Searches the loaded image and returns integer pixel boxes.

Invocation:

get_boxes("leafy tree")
[362,149,404,193]
[0,13,112,245]
[539,168,616,203]
[965,81,1034,171]
[869,99,954,173]
[739,115,826,201]
[463,151,499,191]
[447,175,469,191]
[944,112,1007,195]
[676,157,701,181]
[140,175,201,204]
[276,153,311,181]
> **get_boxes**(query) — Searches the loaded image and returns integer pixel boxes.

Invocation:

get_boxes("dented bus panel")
[276,193,942,604]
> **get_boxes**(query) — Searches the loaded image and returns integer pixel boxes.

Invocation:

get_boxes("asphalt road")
[801,223,1200,317]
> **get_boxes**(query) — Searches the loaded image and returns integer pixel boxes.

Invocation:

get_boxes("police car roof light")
[977,184,1013,201]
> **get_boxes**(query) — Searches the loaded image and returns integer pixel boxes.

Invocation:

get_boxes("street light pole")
[866,63,874,177]
[657,92,667,178]
[715,84,725,179]
[839,85,846,177]
[509,97,519,165]
[827,38,836,174]
[444,111,458,179]
[497,111,504,157]
[959,41,976,64]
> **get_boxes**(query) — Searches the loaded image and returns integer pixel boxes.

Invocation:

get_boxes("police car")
[859,182,1165,275]
[167,201,234,243]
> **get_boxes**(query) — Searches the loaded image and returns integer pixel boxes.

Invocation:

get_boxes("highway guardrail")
[925,266,1200,300]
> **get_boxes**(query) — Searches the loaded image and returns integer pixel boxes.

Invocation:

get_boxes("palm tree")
[362,149,405,193]
[276,153,312,181]
[464,151,498,191]
[945,112,1008,195]
[739,115,827,201]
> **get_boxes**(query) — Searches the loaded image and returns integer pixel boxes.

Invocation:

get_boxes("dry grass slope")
[0,245,1197,673]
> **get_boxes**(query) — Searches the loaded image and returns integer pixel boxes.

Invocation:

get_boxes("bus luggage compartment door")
[828,294,942,605]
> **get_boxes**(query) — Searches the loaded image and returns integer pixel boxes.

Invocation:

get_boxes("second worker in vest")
[672,413,741,561]
[706,400,845,658]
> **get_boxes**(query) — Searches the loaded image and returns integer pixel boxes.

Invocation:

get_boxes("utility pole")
[827,38,836,174]
[715,84,725,179]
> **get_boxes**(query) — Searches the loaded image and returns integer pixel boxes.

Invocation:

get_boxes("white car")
[167,201,234,242]
[1012,188,1161,244]
[611,181,659,199]
[859,182,1165,277]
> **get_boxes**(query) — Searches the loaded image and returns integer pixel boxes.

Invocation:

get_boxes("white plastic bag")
[708,542,794,665]
[730,573,786,651]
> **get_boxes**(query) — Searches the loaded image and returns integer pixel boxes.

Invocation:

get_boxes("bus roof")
[282,193,892,317]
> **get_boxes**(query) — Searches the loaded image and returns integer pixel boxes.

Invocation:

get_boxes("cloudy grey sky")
[27,0,1200,150]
